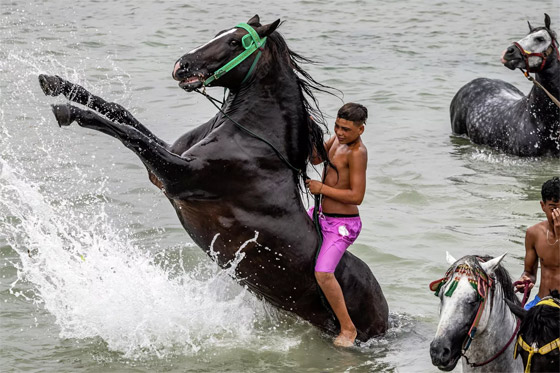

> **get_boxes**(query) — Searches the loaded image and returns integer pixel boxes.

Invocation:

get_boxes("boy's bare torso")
[322,137,367,215]
[528,221,560,298]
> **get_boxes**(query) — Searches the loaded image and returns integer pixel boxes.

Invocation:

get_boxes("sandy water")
[1,0,559,371]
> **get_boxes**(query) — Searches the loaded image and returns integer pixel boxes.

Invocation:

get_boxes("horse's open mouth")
[179,76,204,91]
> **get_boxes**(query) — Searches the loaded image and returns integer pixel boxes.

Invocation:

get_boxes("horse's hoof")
[51,104,75,127]
[39,74,63,96]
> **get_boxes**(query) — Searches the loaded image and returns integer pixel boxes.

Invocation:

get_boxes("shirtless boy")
[515,177,560,309]
[305,102,368,347]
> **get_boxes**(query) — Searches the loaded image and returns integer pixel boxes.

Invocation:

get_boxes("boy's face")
[334,118,364,145]
[541,199,559,221]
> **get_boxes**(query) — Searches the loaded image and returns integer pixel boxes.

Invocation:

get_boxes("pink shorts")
[308,207,362,273]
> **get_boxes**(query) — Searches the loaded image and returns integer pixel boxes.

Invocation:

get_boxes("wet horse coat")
[506,291,560,373]
[450,14,560,156]
[38,16,389,341]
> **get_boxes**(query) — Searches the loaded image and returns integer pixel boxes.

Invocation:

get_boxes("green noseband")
[203,23,267,87]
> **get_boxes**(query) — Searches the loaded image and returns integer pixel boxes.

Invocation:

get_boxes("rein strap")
[514,297,560,373]
[515,336,560,373]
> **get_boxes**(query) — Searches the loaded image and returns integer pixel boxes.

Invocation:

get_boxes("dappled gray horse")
[450,13,559,156]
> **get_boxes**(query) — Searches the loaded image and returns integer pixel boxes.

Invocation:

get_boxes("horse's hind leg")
[38,75,166,147]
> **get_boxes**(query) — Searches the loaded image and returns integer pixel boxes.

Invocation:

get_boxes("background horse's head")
[506,290,560,373]
[429,253,514,371]
[502,13,559,72]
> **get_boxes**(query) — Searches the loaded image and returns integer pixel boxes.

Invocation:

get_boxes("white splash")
[0,159,276,358]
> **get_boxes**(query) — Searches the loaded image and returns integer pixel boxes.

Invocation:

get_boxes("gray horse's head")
[501,13,559,72]
[429,253,506,371]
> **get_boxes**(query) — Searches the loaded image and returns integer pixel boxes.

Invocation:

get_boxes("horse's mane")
[519,290,560,344]
[264,25,340,180]
[457,255,520,305]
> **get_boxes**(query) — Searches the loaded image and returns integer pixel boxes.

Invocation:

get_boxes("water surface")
[1,0,559,371]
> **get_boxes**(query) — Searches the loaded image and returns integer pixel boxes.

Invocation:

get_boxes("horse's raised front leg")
[50,104,202,198]
[38,75,166,148]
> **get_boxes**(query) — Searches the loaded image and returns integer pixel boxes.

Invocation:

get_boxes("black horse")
[450,13,560,156]
[506,290,560,372]
[38,15,389,342]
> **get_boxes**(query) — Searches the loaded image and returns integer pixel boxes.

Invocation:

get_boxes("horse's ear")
[446,251,457,265]
[544,13,551,30]
[480,252,507,275]
[247,14,261,27]
[256,19,281,38]
[527,20,534,32]
[505,299,526,320]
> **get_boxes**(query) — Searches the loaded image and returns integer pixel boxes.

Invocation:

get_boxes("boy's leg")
[313,216,361,346]
[315,271,357,346]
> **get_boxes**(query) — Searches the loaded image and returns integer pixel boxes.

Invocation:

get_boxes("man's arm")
[515,227,539,292]
[309,148,367,205]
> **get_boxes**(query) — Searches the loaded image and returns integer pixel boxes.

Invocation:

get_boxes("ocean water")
[1,0,559,371]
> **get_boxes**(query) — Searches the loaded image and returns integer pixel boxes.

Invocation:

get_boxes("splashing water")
[0,157,289,358]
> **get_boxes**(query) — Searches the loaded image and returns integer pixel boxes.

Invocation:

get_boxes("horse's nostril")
[442,347,450,358]
[173,61,188,80]
[506,46,516,55]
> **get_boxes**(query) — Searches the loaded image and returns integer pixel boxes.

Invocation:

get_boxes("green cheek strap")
[203,23,267,87]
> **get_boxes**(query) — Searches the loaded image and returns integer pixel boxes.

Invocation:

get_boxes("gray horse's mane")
[454,255,520,305]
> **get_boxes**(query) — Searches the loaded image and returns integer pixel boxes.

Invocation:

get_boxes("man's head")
[335,103,368,145]
[540,177,560,219]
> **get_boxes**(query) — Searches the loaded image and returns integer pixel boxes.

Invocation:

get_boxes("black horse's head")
[506,290,560,373]
[501,13,559,72]
[172,15,280,91]
[171,15,337,182]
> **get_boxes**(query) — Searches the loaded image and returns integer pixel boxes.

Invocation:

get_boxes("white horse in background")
[430,253,523,372]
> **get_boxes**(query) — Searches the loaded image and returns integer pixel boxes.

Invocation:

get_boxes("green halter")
[203,23,267,87]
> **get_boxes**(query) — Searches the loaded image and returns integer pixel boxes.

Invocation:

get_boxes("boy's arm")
[310,136,335,165]
[515,227,539,292]
[315,148,367,205]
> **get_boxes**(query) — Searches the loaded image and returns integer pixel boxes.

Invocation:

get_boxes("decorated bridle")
[429,260,520,367]
[512,28,560,73]
[430,262,494,354]
[514,298,560,373]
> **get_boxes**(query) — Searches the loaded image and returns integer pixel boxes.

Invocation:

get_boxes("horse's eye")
[230,39,240,47]
[535,36,546,43]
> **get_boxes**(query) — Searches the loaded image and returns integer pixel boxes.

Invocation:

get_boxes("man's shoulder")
[526,221,548,240]
[349,141,367,159]
[527,221,547,233]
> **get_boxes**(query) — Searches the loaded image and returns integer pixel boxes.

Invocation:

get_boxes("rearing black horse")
[38,15,389,341]
[450,13,560,156]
